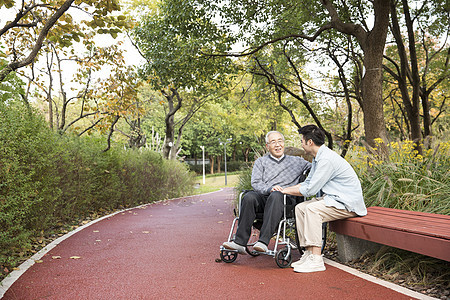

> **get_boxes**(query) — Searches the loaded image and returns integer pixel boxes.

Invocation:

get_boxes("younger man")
[282,125,367,273]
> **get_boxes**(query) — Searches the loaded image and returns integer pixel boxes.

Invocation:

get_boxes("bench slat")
[345,207,450,240]
[367,207,450,225]
[330,219,450,261]
[330,207,450,262]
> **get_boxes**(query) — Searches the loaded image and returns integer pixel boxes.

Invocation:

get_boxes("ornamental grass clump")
[349,139,450,214]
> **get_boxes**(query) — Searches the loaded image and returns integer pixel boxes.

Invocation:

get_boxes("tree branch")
[0,0,76,82]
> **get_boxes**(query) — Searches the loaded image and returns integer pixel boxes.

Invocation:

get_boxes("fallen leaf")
[35,260,43,263]
[52,256,61,259]
[95,240,101,242]
[70,256,81,259]
[93,230,99,233]
[217,221,223,224]
[142,231,150,234]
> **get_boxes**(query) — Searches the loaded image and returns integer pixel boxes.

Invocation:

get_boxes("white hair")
[265,131,284,143]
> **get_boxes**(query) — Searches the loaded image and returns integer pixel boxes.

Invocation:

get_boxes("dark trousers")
[234,191,294,246]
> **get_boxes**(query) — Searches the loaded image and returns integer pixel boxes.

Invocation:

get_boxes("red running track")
[2,188,421,299]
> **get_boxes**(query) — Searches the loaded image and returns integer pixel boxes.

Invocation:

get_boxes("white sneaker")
[222,241,247,254]
[291,250,311,268]
[253,241,268,253]
[293,254,326,273]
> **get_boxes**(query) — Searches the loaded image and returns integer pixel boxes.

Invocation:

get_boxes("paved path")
[1,188,429,299]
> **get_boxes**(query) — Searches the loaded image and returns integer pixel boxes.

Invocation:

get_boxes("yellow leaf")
[70,256,81,259]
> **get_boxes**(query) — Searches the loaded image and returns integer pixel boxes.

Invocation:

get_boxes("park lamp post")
[219,138,232,185]
[200,145,205,185]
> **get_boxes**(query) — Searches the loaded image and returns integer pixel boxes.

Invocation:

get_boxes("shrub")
[348,139,450,214]
[0,101,195,278]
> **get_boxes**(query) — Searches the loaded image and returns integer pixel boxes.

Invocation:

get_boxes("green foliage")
[133,0,234,91]
[0,101,194,276]
[349,139,450,214]
[235,167,253,195]
[364,247,450,293]
[0,56,25,103]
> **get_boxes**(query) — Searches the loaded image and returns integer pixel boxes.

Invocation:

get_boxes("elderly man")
[223,131,311,253]
[282,125,367,273]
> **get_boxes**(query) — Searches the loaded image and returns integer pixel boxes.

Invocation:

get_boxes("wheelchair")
[219,190,327,268]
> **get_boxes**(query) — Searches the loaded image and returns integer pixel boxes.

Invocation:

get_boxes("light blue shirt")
[298,145,367,216]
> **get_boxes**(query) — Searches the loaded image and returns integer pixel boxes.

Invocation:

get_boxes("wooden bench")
[329,206,450,262]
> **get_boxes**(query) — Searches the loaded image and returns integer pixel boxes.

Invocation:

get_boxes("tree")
[191,0,391,148]
[132,0,234,159]
[383,0,449,147]
[0,0,129,82]
[179,72,295,169]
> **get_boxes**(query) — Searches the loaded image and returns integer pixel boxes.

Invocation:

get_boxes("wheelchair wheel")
[220,250,238,263]
[275,247,292,268]
[245,227,260,256]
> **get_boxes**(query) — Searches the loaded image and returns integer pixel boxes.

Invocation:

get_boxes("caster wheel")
[220,249,238,263]
[275,248,292,268]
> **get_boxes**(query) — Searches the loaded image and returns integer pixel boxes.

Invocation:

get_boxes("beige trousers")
[295,197,357,248]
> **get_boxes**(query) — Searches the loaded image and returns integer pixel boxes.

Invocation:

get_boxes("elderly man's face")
[266,132,285,158]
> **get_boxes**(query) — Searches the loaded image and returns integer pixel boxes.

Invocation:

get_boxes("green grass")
[191,173,241,194]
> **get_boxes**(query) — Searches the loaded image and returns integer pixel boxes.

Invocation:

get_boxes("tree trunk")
[421,90,432,137]
[361,57,388,145]
[359,1,390,147]
[163,113,175,159]
[243,148,249,162]
[321,0,390,148]
[162,89,182,159]
[388,0,422,149]
[209,156,214,174]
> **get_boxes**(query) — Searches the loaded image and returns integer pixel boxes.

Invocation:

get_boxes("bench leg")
[336,233,382,262]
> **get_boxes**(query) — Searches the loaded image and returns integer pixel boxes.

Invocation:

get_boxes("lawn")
[192,173,240,194]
